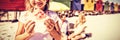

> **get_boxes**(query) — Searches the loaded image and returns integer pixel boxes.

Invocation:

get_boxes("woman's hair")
[25,0,50,12]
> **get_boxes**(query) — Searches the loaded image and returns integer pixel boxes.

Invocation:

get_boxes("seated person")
[68,12,91,40]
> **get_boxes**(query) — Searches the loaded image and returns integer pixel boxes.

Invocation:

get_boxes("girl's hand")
[44,19,55,31]
[24,20,35,33]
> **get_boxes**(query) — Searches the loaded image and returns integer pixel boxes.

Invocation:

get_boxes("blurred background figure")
[110,2,114,13]
[68,12,91,40]
[103,1,110,14]
[84,0,95,11]
[95,0,103,13]
[71,0,82,11]
[114,3,119,13]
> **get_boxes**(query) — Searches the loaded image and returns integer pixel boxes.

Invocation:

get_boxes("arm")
[68,26,87,39]
[15,21,35,40]
[74,20,79,28]
[15,22,30,40]
[74,26,87,35]
[44,19,62,40]
[55,21,61,33]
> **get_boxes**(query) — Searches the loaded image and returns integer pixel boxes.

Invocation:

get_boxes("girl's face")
[30,0,47,10]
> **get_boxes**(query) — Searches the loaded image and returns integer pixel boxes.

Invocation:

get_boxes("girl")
[59,14,69,40]
[15,0,61,40]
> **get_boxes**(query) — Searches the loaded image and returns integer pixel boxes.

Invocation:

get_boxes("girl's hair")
[25,0,33,11]
[44,0,50,11]
[25,0,50,12]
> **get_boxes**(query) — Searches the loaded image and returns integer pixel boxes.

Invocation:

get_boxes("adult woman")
[68,12,87,40]
[15,0,61,40]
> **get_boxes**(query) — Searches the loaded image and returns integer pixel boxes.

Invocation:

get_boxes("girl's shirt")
[18,11,60,40]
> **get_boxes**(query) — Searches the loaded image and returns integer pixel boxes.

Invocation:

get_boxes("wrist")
[24,32,30,36]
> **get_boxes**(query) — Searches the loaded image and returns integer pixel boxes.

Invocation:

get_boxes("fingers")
[24,20,31,29]
[44,19,51,29]
[44,19,55,29]
[50,19,55,26]
[27,23,35,33]
[44,19,56,32]
[48,19,55,27]
[24,20,35,33]
[26,21,35,30]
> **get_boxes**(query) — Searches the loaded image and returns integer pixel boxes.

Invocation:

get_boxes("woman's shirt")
[73,20,87,35]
